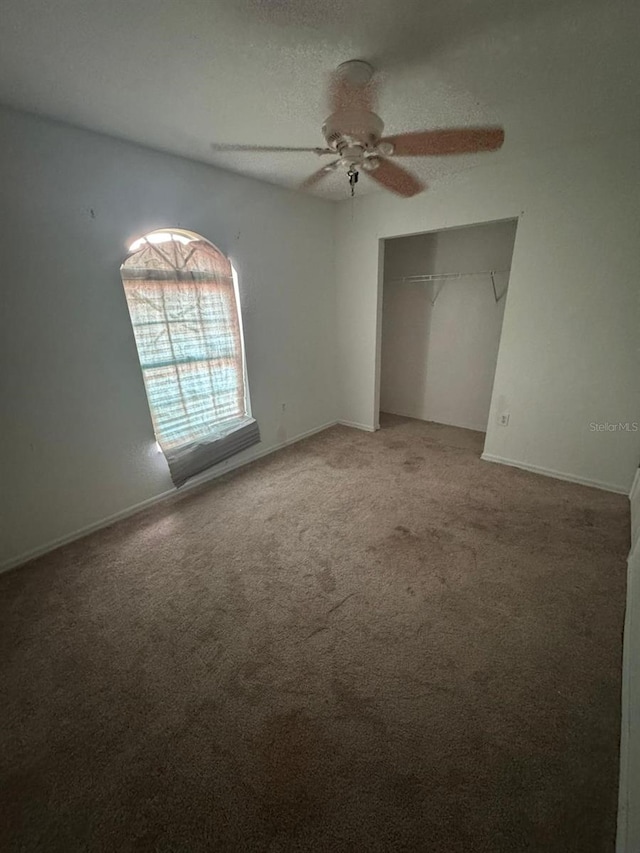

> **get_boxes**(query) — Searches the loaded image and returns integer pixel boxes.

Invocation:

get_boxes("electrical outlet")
[498,412,510,427]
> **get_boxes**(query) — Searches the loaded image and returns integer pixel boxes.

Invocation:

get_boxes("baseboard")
[337,420,376,432]
[481,452,629,495]
[0,420,339,575]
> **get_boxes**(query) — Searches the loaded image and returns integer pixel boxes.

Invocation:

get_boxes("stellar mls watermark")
[589,422,638,432]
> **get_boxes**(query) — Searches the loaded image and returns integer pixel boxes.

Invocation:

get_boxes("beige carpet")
[0,415,629,852]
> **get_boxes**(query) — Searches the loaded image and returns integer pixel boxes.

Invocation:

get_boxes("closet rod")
[387,268,510,305]
[387,268,510,284]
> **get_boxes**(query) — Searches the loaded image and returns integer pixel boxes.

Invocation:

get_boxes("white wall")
[0,106,337,570]
[335,132,640,493]
[2,107,638,573]
[380,220,517,432]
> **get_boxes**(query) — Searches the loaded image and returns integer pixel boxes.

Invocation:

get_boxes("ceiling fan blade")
[211,143,332,154]
[367,158,425,198]
[328,70,378,113]
[300,161,340,191]
[381,127,505,157]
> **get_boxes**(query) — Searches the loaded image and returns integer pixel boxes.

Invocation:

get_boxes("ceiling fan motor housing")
[322,109,385,159]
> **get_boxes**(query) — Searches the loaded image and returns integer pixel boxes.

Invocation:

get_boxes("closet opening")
[375,218,518,447]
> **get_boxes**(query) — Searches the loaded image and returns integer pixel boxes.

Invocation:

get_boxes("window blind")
[121,234,259,486]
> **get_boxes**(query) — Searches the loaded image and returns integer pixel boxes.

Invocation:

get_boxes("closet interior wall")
[380,219,518,433]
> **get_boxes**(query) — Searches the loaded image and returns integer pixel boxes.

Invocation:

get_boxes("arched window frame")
[120,229,259,486]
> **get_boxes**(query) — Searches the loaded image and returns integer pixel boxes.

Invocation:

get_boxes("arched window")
[120,229,259,486]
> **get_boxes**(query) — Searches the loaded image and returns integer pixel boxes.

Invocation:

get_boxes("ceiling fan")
[211,60,505,198]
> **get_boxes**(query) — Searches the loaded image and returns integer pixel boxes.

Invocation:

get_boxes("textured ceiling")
[1,0,638,200]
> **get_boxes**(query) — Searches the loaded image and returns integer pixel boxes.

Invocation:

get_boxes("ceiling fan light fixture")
[360,157,381,172]
[377,141,395,156]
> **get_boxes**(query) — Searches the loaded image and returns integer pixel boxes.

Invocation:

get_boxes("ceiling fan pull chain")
[348,166,359,197]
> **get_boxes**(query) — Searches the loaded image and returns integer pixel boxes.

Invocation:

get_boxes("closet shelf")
[387,269,510,305]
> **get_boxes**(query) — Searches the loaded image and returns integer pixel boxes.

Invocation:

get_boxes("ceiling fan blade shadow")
[299,161,340,191]
[381,127,504,156]
[367,158,425,198]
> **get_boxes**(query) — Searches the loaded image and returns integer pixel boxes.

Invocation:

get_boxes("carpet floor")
[0,415,629,852]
